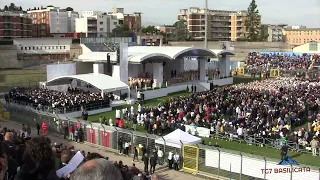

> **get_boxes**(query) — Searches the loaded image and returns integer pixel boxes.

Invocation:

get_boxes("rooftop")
[285,28,320,31]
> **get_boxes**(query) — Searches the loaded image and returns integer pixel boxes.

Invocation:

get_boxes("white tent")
[155,129,202,148]
[46,73,129,93]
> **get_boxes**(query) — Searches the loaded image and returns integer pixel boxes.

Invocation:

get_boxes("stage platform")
[131,77,233,100]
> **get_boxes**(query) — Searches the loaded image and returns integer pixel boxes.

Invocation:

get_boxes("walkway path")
[0,120,206,180]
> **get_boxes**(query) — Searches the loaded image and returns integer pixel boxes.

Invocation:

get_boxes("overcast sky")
[2,0,320,27]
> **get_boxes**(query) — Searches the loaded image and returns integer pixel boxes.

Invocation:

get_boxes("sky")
[1,0,320,28]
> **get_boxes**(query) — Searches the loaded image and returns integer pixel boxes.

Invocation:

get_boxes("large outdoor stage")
[38,40,235,116]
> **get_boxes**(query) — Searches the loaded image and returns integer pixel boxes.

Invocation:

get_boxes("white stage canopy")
[46,73,129,93]
[155,129,202,148]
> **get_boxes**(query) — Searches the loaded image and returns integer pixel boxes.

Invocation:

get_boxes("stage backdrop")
[47,63,76,81]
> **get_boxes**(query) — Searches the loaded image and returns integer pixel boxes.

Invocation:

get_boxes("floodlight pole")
[204,0,208,50]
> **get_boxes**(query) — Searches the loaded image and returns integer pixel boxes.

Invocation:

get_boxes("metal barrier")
[270,69,280,77]
[182,145,199,173]
[236,67,245,75]
[184,144,320,180]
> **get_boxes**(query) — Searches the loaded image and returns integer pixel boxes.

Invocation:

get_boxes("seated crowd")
[112,77,320,150]
[0,126,158,180]
[245,52,320,75]
[6,87,111,113]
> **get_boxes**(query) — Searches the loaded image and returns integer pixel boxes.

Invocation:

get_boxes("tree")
[19,6,22,11]
[65,7,73,11]
[4,5,8,11]
[259,27,269,41]
[245,0,262,41]
[141,26,160,35]
[9,3,15,11]
[111,24,134,37]
[47,5,54,7]
[172,19,189,41]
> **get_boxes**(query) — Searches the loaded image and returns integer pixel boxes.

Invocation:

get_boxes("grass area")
[202,138,320,167]
[0,69,45,90]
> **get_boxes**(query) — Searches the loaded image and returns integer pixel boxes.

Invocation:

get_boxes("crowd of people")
[245,52,319,76]
[111,77,320,153]
[5,87,111,113]
[0,123,163,180]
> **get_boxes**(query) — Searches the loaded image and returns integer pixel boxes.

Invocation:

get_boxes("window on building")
[33,47,35,50]
[100,28,103,31]
[56,46,59,49]
[100,22,103,24]
[113,22,117,25]
[63,46,66,49]
[20,47,23,50]
[24,47,27,50]
[60,46,62,49]
[48,46,50,49]
[52,46,54,49]
[309,41,318,51]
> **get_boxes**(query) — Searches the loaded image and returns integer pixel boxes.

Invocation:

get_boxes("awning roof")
[76,45,235,64]
[128,46,218,59]
[46,73,128,92]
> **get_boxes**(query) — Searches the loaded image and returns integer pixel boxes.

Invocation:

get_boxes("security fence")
[184,144,320,180]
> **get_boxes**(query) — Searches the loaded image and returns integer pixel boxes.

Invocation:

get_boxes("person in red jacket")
[69,125,74,141]
[118,119,123,128]
[42,121,47,136]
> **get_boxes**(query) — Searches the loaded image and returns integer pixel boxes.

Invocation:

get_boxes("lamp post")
[204,0,208,50]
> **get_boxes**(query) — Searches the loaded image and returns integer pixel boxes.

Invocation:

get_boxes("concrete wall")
[293,42,320,53]
[0,45,20,69]
[13,38,72,55]
[169,41,294,61]
[70,44,82,59]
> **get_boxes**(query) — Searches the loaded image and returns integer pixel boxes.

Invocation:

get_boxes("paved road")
[0,120,205,180]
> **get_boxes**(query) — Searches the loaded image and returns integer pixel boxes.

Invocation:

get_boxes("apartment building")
[283,28,320,46]
[75,11,119,38]
[261,24,286,42]
[110,8,142,32]
[27,6,79,37]
[178,7,250,41]
[0,11,32,39]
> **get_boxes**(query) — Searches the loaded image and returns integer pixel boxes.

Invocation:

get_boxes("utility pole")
[204,0,208,49]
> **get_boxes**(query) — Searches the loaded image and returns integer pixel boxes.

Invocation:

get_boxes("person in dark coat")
[36,122,40,136]
[118,137,123,154]
[143,154,149,173]
[149,155,157,174]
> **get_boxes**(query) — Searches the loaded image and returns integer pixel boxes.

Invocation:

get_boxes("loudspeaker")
[107,54,111,73]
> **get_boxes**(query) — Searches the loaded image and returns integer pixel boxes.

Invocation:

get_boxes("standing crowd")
[109,77,320,155]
